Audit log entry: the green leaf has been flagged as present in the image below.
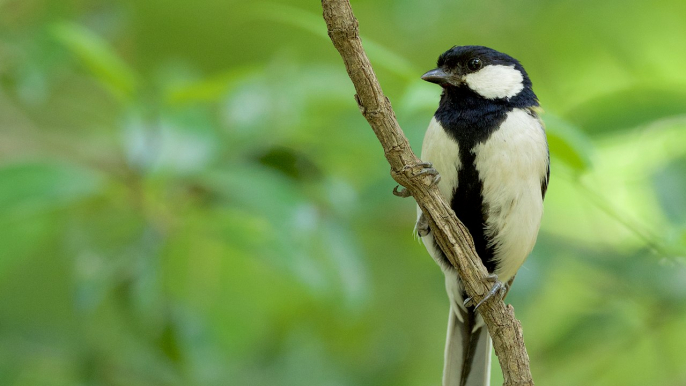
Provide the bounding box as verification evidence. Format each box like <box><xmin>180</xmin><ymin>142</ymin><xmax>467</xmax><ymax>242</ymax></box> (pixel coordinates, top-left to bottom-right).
<box><xmin>398</xmin><ymin>80</ymin><xmax>440</xmax><ymax>116</ymax></box>
<box><xmin>164</xmin><ymin>66</ymin><xmax>256</xmax><ymax>105</ymax></box>
<box><xmin>251</xmin><ymin>3</ymin><xmax>418</xmax><ymax>80</ymax></box>
<box><xmin>653</xmin><ymin>157</ymin><xmax>686</xmax><ymax>225</ymax></box>
<box><xmin>0</xmin><ymin>161</ymin><xmax>103</xmax><ymax>218</ymax></box>
<box><xmin>320</xmin><ymin>219</ymin><xmax>367</xmax><ymax>307</ymax></box>
<box><xmin>566</xmin><ymin>87</ymin><xmax>686</xmax><ymax>135</ymax></box>
<box><xmin>0</xmin><ymin>162</ymin><xmax>102</xmax><ymax>275</ymax></box>
<box><xmin>51</xmin><ymin>22</ymin><xmax>138</xmax><ymax>101</ymax></box>
<box><xmin>544</xmin><ymin>114</ymin><xmax>593</xmax><ymax>173</ymax></box>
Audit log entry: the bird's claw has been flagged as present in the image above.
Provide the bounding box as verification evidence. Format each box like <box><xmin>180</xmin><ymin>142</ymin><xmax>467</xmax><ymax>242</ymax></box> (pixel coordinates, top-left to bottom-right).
<box><xmin>416</xmin><ymin>162</ymin><xmax>442</xmax><ymax>186</ymax></box>
<box><xmin>463</xmin><ymin>274</ymin><xmax>508</xmax><ymax>311</ymax></box>
<box><xmin>393</xmin><ymin>185</ymin><xmax>412</xmax><ymax>197</ymax></box>
<box><xmin>392</xmin><ymin>161</ymin><xmax>441</xmax><ymax>198</ymax></box>
<box><xmin>416</xmin><ymin>213</ymin><xmax>430</xmax><ymax>237</ymax></box>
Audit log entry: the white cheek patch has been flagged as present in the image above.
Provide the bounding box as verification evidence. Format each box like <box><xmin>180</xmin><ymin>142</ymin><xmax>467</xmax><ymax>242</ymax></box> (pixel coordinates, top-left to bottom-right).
<box><xmin>464</xmin><ymin>64</ymin><xmax>524</xmax><ymax>99</ymax></box>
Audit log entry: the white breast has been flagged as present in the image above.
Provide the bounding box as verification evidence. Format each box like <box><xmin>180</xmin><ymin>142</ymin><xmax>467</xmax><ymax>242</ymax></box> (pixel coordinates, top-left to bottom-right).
<box><xmin>416</xmin><ymin>111</ymin><xmax>548</xmax><ymax>282</ymax></box>
<box><xmin>416</xmin><ymin>118</ymin><xmax>461</xmax><ymax>272</ymax></box>
<box><xmin>420</xmin><ymin>117</ymin><xmax>461</xmax><ymax>201</ymax></box>
<box><xmin>473</xmin><ymin>108</ymin><xmax>548</xmax><ymax>281</ymax></box>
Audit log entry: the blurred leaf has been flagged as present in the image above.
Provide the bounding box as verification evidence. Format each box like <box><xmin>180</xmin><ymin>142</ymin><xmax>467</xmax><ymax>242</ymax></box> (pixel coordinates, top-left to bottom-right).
<box><xmin>203</xmin><ymin>164</ymin><xmax>304</xmax><ymax>221</ymax></box>
<box><xmin>543</xmin><ymin>114</ymin><xmax>593</xmax><ymax>172</ymax></box>
<box><xmin>201</xmin><ymin>165</ymin><xmax>309</xmax><ymax>268</ymax></box>
<box><xmin>653</xmin><ymin>157</ymin><xmax>686</xmax><ymax>225</ymax></box>
<box><xmin>566</xmin><ymin>87</ymin><xmax>686</xmax><ymax>135</ymax></box>
<box><xmin>398</xmin><ymin>80</ymin><xmax>439</xmax><ymax>116</ymax></box>
<box><xmin>363</xmin><ymin>39</ymin><xmax>419</xmax><ymax>81</ymax></box>
<box><xmin>251</xmin><ymin>2</ymin><xmax>419</xmax><ymax>80</ymax></box>
<box><xmin>320</xmin><ymin>219</ymin><xmax>367</xmax><ymax>308</ymax></box>
<box><xmin>0</xmin><ymin>213</ymin><xmax>58</xmax><ymax>277</ymax></box>
<box><xmin>257</xmin><ymin>146</ymin><xmax>322</xmax><ymax>181</ymax></box>
<box><xmin>51</xmin><ymin>22</ymin><xmax>138</xmax><ymax>101</ymax></box>
<box><xmin>122</xmin><ymin>109</ymin><xmax>218</xmax><ymax>175</ymax></box>
<box><xmin>0</xmin><ymin>161</ymin><xmax>102</xmax><ymax>219</ymax></box>
<box><xmin>0</xmin><ymin>161</ymin><xmax>102</xmax><ymax>274</ymax></box>
<box><xmin>165</xmin><ymin>66</ymin><xmax>256</xmax><ymax>105</ymax></box>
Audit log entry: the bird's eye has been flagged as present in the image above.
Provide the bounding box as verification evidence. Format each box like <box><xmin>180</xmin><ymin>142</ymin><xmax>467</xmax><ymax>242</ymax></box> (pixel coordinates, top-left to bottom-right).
<box><xmin>467</xmin><ymin>58</ymin><xmax>482</xmax><ymax>71</ymax></box>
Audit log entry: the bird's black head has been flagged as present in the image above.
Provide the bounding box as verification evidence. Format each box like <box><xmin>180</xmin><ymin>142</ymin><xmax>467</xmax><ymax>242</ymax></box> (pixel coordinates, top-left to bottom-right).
<box><xmin>423</xmin><ymin>45</ymin><xmax>536</xmax><ymax>104</ymax></box>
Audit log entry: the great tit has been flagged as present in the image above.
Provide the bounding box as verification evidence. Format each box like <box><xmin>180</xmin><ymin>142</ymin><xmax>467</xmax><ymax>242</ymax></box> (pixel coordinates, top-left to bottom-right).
<box><xmin>415</xmin><ymin>45</ymin><xmax>549</xmax><ymax>386</ymax></box>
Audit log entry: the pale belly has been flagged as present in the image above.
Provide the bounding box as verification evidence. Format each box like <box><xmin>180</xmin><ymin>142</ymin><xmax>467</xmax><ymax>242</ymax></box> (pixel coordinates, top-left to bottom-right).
<box><xmin>418</xmin><ymin>108</ymin><xmax>548</xmax><ymax>283</ymax></box>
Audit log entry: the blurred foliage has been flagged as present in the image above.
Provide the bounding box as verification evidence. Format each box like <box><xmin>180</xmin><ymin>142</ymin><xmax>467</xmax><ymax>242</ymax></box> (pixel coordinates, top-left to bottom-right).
<box><xmin>0</xmin><ymin>0</ymin><xmax>685</xmax><ymax>385</ymax></box>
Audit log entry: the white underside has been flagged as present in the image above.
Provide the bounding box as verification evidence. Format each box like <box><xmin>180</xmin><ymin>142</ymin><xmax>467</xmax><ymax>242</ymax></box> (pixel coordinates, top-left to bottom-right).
<box><xmin>418</xmin><ymin>108</ymin><xmax>547</xmax><ymax>282</ymax></box>
<box><xmin>417</xmin><ymin>109</ymin><xmax>548</xmax><ymax>385</ymax></box>
<box><xmin>472</xmin><ymin>108</ymin><xmax>548</xmax><ymax>281</ymax></box>
<box><xmin>420</xmin><ymin>118</ymin><xmax>462</xmax><ymax>203</ymax></box>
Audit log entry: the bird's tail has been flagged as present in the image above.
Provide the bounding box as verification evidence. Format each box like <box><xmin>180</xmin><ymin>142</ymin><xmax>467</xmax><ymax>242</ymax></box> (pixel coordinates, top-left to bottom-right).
<box><xmin>443</xmin><ymin>303</ymin><xmax>492</xmax><ymax>386</ymax></box>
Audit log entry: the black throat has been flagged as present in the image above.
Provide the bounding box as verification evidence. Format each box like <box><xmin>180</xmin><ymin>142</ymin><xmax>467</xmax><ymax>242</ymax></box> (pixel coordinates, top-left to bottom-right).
<box><xmin>433</xmin><ymin>86</ymin><xmax>537</xmax><ymax>273</ymax></box>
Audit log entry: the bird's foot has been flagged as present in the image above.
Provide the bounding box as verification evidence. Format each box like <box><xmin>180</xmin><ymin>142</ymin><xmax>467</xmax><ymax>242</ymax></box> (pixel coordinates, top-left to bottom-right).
<box><xmin>392</xmin><ymin>162</ymin><xmax>441</xmax><ymax>198</ymax></box>
<box><xmin>392</xmin><ymin>185</ymin><xmax>412</xmax><ymax>198</ymax></box>
<box><xmin>463</xmin><ymin>274</ymin><xmax>508</xmax><ymax>311</ymax></box>
<box><xmin>415</xmin><ymin>213</ymin><xmax>430</xmax><ymax>237</ymax></box>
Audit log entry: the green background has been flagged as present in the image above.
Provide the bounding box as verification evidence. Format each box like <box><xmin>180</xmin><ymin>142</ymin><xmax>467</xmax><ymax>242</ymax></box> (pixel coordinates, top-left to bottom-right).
<box><xmin>1</xmin><ymin>0</ymin><xmax>686</xmax><ymax>385</ymax></box>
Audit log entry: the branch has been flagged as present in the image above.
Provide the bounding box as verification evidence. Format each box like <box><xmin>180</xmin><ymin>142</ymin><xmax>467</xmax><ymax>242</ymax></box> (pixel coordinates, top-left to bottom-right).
<box><xmin>321</xmin><ymin>1</ymin><xmax>534</xmax><ymax>385</ymax></box>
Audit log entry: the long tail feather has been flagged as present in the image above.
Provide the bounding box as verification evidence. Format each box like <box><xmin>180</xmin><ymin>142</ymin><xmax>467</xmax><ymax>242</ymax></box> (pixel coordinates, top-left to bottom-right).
<box><xmin>443</xmin><ymin>302</ymin><xmax>492</xmax><ymax>386</ymax></box>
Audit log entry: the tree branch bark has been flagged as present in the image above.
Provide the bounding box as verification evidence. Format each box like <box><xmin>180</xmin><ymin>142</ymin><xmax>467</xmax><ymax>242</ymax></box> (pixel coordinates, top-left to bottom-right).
<box><xmin>321</xmin><ymin>1</ymin><xmax>534</xmax><ymax>385</ymax></box>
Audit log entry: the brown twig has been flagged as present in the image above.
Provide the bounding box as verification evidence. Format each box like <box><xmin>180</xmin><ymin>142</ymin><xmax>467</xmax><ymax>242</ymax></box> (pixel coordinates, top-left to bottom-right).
<box><xmin>321</xmin><ymin>1</ymin><xmax>534</xmax><ymax>385</ymax></box>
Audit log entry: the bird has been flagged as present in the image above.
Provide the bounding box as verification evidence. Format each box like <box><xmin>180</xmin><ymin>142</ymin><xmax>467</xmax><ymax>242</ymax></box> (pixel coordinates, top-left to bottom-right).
<box><xmin>410</xmin><ymin>45</ymin><xmax>549</xmax><ymax>386</ymax></box>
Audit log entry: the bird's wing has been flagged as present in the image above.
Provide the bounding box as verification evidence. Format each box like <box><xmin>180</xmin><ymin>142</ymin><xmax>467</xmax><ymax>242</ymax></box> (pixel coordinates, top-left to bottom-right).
<box><xmin>541</xmin><ymin>157</ymin><xmax>550</xmax><ymax>199</ymax></box>
<box><xmin>530</xmin><ymin>107</ymin><xmax>550</xmax><ymax>201</ymax></box>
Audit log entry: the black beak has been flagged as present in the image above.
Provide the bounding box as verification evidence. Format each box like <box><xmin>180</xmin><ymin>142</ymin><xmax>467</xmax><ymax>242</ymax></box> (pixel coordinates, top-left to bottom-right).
<box><xmin>421</xmin><ymin>68</ymin><xmax>451</xmax><ymax>85</ymax></box>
